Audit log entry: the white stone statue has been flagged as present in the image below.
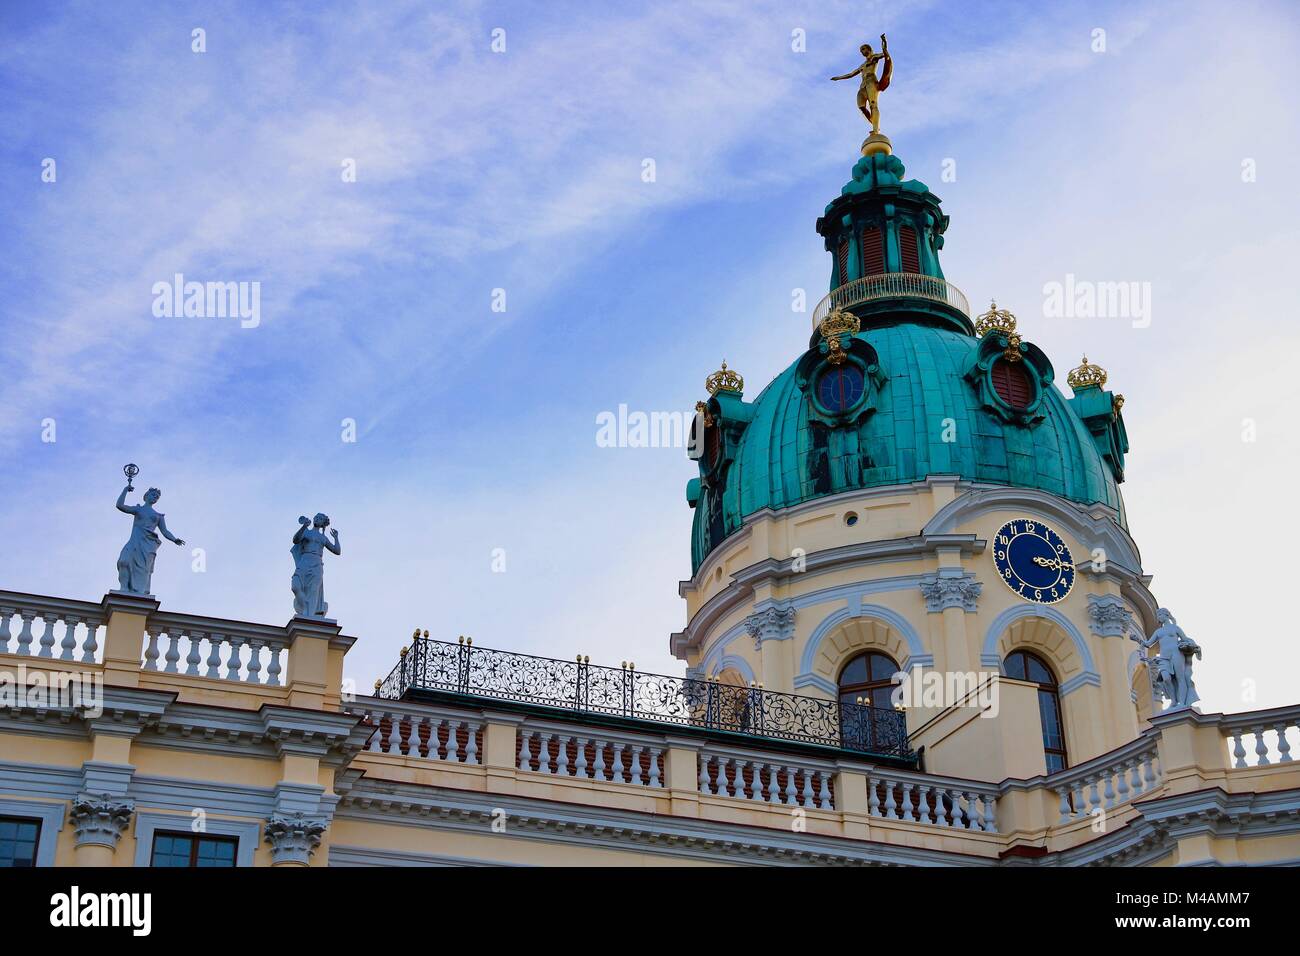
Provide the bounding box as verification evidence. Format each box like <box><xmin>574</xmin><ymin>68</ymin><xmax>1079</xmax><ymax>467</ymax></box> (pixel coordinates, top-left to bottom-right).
<box><xmin>115</xmin><ymin>485</ymin><xmax>185</xmax><ymax>595</ymax></box>
<box><xmin>291</xmin><ymin>514</ymin><xmax>340</xmax><ymax>618</ymax></box>
<box><xmin>1139</xmin><ymin>608</ymin><xmax>1201</xmax><ymax>710</ymax></box>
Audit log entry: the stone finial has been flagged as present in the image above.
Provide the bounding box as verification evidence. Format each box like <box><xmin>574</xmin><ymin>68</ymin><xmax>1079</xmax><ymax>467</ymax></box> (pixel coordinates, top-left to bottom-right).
<box><xmin>69</xmin><ymin>793</ymin><xmax>134</xmax><ymax>849</ymax></box>
<box><xmin>264</xmin><ymin>813</ymin><xmax>329</xmax><ymax>865</ymax></box>
<box><xmin>744</xmin><ymin>604</ymin><xmax>796</xmax><ymax>650</ymax></box>
<box><xmin>918</xmin><ymin>573</ymin><xmax>982</xmax><ymax>613</ymax></box>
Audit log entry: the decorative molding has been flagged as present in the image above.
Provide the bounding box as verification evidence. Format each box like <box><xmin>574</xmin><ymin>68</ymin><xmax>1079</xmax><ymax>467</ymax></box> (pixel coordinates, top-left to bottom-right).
<box><xmin>797</xmin><ymin>601</ymin><xmax>930</xmax><ymax>685</ymax></box>
<box><xmin>1087</xmin><ymin>594</ymin><xmax>1134</xmax><ymax>638</ymax></box>
<box><xmin>68</xmin><ymin>792</ymin><xmax>134</xmax><ymax>849</ymax></box>
<box><xmin>918</xmin><ymin>573</ymin><xmax>982</xmax><ymax>613</ymax></box>
<box><xmin>980</xmin><ymin>603</ymin><xmax>1099</xmax><ymax>695</ymax></box>
<box><xmin>264</xmin><ymin>812</ymin><xmax>328</xmax><ymax>865</ymax></box>
<box><xmin>744</xmin><ymin>604</ymin><xmax>795</xmax><ymax>651</ymax></box>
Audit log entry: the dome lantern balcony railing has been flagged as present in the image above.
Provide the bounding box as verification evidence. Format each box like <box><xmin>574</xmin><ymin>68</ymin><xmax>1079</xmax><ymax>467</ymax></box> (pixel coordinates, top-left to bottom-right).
<box><xmin>811</xmin><ymin>272</ymin><xmax>971</xmax><ymax>331</ymax></box>
<box><xmin>378</xmin><ymin>635</ymin><xmax>916</xmax><ymax>764</ymax></box>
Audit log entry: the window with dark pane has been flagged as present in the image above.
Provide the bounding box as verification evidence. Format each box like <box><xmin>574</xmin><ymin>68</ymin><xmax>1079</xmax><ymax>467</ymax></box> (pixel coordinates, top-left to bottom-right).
<box><xmin>1004</xmin><ymin>650</ymin><xmax>1068</xmax><ymax>772</ymax></box>
<box><xmin>898</xmin><ymin>224</ymin><xmax>920</xmax><ymax>273</ymax></box>
<box><xmin>860</xmin><ymin>226</ymin><xmax>885</xmax><ymax>276</ymax></box>
<box><xmin>0</xmin><ymin>817</ymin><xmax>40</xmax><ymax>868</ymax></box>
<box><xmin>837</xmin><ymin>240</ymin><xmax>850</xmax><ymax>285</ymax></box>
<box><xmin>837</xmin><ymin>651</ymin><xmax>901</xmax><ymax>754</ymax></box>
<box><xmin>705</xmin><ymin>424</ymin><xmax>721</xmax><ymax>468</ymax></box>
<box><xmin>151</xmin><ymin>832</ymin><xmax>238</xmax><ymax>868</ymax></box>
<box><xmin>816</xmin><ymin>365</ymin><xmax>865</xmax><ymax>413</ymax></box>
<box><xmin>990</xmin><ymin>358</ymin><xmax>1033</xmax><ymax>409</ymax></box>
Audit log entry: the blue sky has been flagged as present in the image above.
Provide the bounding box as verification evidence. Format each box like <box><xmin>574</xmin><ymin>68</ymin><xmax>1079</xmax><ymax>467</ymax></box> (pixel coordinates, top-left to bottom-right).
<box><xmin>1</xmin><ymin>0</ymin><xmax>1298</xmax><ymax>711</ymax></box>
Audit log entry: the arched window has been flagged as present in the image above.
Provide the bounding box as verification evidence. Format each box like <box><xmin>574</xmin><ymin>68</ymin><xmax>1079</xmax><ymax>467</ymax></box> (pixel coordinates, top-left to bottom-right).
<box><xmin>838</xmin><ymin>651</ymin><xmax>901</xmax><ymax>754</ymax></box>
<box><xmin>838</xmin><ymin>651</ymin><xmax>900</xmax><ymax>710</ymax></box>
<box><xmin>860</xmin><ymin>226</ymin><xmax>885</xmax><ymax>276</ymax></box>
<box><xmin>1004</xmin><ymin>650</ymin><xmax>1068</xmax><ymax>772</ymax></box>
<box><xmin>898</xmin><ymin>224</ymin><xmax>920</xmax><ymax>273</ymax></box>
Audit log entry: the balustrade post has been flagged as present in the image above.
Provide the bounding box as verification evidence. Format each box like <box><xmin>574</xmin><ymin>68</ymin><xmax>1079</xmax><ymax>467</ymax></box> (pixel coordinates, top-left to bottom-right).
<box><xmin>285</xmin><ymin>616</ymin><xmax>350</xmax><ymax>711</ymax></box>
<box><xmin>100</xmin><ymin>592</ymin><xmax>158</xmax><ymax>688</ymax></box>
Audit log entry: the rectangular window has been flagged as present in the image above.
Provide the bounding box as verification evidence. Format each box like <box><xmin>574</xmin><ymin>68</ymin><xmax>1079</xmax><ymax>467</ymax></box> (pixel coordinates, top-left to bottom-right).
<box><xmin>0</xmin><ymin>817</ymin><xmax>41</xmax><ymax>868</ymax></box>
<box><xmin>860</xmin><ymin>227</ymin><xmax>884</xmax><ymax>276</ymax></box>
<box><xmin>151</xmin><ymin>832</ymin><xmax>238</xmax><ymax>868</ymax></box>
<box><xmin>898</xmin><ymin>225</ymin><xmax>920</xmax><ymax>273</ymax></box>
<box><xmin>836</xmin><ymin>240</ymin><xmax>850</xmax><ymax>285</ymax></box>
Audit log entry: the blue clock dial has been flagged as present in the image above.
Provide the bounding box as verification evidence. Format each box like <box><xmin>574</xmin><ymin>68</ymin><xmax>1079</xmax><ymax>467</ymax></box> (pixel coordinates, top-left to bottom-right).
<box><xmin>992</xmin><ymin>518</ymin><xmax>1075</xmax><ymax>604</ymax></box>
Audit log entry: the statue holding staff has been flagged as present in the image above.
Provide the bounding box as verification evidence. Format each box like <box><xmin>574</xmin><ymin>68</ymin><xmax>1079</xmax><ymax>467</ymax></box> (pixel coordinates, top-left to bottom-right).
<box><xmin>115</xmin><ymin>478</ymin><xmax>185</xmax><ymax>595</ymax></box>
<box><xmin>291</xmin><ymin>513</ymin><xmax>341</xmax><ymax>618</ymax></box>
<box><xmin>830</xmin><ymin>33</ymin><xmax>893</xmax><ymax>134</ymax></box>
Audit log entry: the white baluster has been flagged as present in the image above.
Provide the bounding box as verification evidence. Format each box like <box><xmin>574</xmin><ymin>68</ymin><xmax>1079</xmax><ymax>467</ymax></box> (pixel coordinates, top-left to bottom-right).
<box><xmin>81</xmin><ymin>622</ymin><xmax>99</xmax><ymax>664</ymax></box>
<box><xmin>801</xmin><ymin>768</ymin><xmax>815</xmax><ymax>807</ymax></box>
<box><xmin>15</xmin><ymin>612</ymin><xmax>35</xmax><ymax>656</ymax></box>
<box><xmin>765</xmin><ymin>765</ymin><xmax>778</xmax><ymax>803</ymax></box>
<box><xmin>224</xmin><ymin>637</ymin><xmax>243</xmax><ymax>680</ymax></box>
<box><xmin>535</xmin><ymin>734</ymin><xmax>551</xmax><ymax>773</ymax></box>
<box><xmin>612</xmin><ymin>742</ymin><xmax>626</xmax><ymax>783</ymax></box>
<box><xmin>983</xmin><ymin>795</ymin><xmax>997</xmax><ymax>833</ymax></box>
<box><xmin>783</xmin><ymin>765</ymin><xmax>797</xmax><ymax>805</ymax></box>
<box><xmin>59</xmin><ymin>617</ymin><xmax>79</xmax><ymax>661</ymax></box>
<box><xmin>698</xmin><ymin>755</ymin><xmax>711</xmax><ymax>794</ymax></box>
<box><xmin>1087</xmin><ymin>774</ymin><xmax>1101</xmax><ymax>814</ymax></box>
<box><xmin>867</xmin><ymin>777</ymin><xmax>880</xmax><ymax>817</ymax></box>
<box><xmin>245</xmin><ymin>640</ymin><xmax>264</xmax><ymax>684</ymax></box>
<box><xmin>518</xmin><ymin>730</ymin><xmax>532</xmax><ymax>770</ymax></box>
<box><xmin>1129</xmin><ymin>757</ymin><xmax>1144</xmax><ymax>796</ymax></box>
<box><xmin>163</xmin><ymin>630</ymin><xmax>181</xmax><ymax>672</ymax></box>
<box><xmin>184</xmin><ymin>631</ymin><xmax>203</xmax><ymax>676</ymax></box>
<box><xmin>884</xmin><ymin>780</ymin><xmax>897</xmax><ymax>819</ymax></box>
<box><xmin>1102</xmin><ymin>770</ymin><xmax>1116</xmax><ymax>808</ymax></box>
<box><xmin>37</xmin><ymin>614</ymin><xmax>57</xmax><ymax>658</ymax></box>
<box><xmin>466</xmin><ymin>723</ymin><xmax>479</xmax><ymax>764</ymax></box>
<box><xmin>574</xmin><ymin>736</ymin><xmax>589</xmax><ymax>778</ymax></box>
<box><xmin>648</xmin><ymin>749</ymin><xmax>662</xmax><ymax>788</ymax></box>
<box><xmin>627</xmin><ymin>745</ymin><xmax>641</xmax><ymax>785</ymax></box>
<box><xmin>918</xmin><ymin>784</ymin><xmax>934</xmax><ymax>824</ymax></box>
<box><xmin>943</xmin><ymin>788</ymin><xmax>957</xmax><ymax>827</ymax></box>
<box><xmin>900</xmin><ymin>782</ymin><xmax>914</xmax><ymax>821</ymax></box>
<box><xmin>557</xmin><ymin>735</ymin><xmax>572</xmax><ymax>776</ymax></box>
<box><xmin>1115</xmin><ymin>760</ymin><xmax>1131</xmax><ymax>805</ymax></box>
<box><xmin>594</xmin><ymin>738</ymin><xmax>607</xmax><ymax>780</ymax></box>
<box><xmin>205</xmin><ymin>634</ymin><xmax>223</xmax><ymax>679</ymax></box>
<box><xmin>966</xmin><ymin>792</ymin><xmax>982</xmax><ymax>831</ymax></box>
<box><xmin>266</xmin><ymin>646</ymin><xmax>283</xmax><ymax>687</ymax></box>
<box><xmin>1253</xmin><ymin>726</ymin><xmax>1270</xmax><ymax>766</ymax></box>
<box><xmin>1230</xmin><ymin>731</ymin><xmax>1248</xmax><ymax>768</ymax></box>
<box><xmin>1057</xmin><ymin>787</ymin><xmax>1071</xmax><ymax>824</ymax></box>
<box><xmin>818</xmin><ymin>772</ymin><xmax>833</xmax><ymax>810</ymax></box>
<box><xmin>1277</xmin><ymin>723</ymin><xmax>1293</xmax><ymax>763</ymax></box>
<box><xmin>0</xmin><ymin>607</ymin><xmax>13</xmax><ymax>653</ymax></box>
<box><xmin>142</xmin><ymin>629</ymin><xmax>160</xmax><ymax>670</ymax></box>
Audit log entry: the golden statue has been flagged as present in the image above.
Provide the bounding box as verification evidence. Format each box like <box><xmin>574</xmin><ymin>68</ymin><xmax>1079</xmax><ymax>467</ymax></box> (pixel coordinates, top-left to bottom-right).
<box><xmin>831</xmin><ymin>33</ymin><xmax>893</xmax><ymax>149</ymax></box>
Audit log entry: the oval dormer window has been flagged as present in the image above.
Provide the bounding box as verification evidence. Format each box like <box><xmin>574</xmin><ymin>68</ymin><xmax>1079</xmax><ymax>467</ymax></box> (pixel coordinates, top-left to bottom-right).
<box><xmin>990</xmin><ymin>358</ymin><xmax>1033</xmax><ymax>409</ymax></box>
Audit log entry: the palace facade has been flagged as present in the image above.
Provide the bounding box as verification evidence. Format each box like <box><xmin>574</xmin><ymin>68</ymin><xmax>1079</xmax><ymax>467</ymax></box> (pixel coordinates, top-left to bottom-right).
<box><xmin>2</xmin><ymin>137</ymin><xmax>1298</xmax><ymax>868</ymax></box>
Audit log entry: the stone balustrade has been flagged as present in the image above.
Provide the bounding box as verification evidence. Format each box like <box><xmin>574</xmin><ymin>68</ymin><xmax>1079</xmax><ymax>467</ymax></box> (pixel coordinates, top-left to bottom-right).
<box><xmin>0</xmin><ymin>593</ymin><xmax>106</xmax><ymax>663</ymax></box>
<box><xmin>869</xmin><ymin>768</ymin><xmax>998</xmax><ymax>831</ymax></box>
<box><xmin>350</xmin><ymin>700</ymin><xmax>482</xmax><ymax>764</ymax></box>
<box><xmin>143</xmin><ymin>612</ymin><xmax>290</xmax><ymax>687</ymax></box>
<box><xmin>1047</xmin><ymin>733</ymin><xmax>1161</xmax><ymax>824</ymax></box>
<box><xmin>697</xmin><ymin>749</ymin><xmax>835</xmax><ymax>810</ymax></box>
<box><xmin>517</xmin><ymin>723</ymin><xmax>666</xmax><ymax>787</ymax></box>
<box><xmin>1220</xmin><ymin>705</ymin><xmax>1299</xmax><ymax>768</ymax></box>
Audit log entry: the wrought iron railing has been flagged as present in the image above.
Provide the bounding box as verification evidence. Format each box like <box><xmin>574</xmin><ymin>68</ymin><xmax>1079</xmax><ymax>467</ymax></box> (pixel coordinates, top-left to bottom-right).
<box><xmin>810</xmin><ymin>272</ymin><xmax>971</xmax><ymax>329</ymax></box>
<box><xmin>377</xmin><ymin>637</ymin><xmax>914</xmax><ymax>762</ymax></box>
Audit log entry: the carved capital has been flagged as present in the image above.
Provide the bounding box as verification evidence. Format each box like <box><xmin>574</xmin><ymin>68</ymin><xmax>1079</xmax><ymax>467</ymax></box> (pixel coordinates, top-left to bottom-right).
<box><xmin>1087</xmin><ymin>594</ymin><xmax>1133</xmax><ymax>638</ymax></box>
<box><xmin>743</xmin><ymin>605</ymin><xmax>796</xmax><ymax>651</ymax></box>
<box><xmin>69</xmin><ymin>793</ymin><xmax>134</xmax><ymax>849</ymax></box>
<box><xmin>264</xmin><ymin>813</ymin><xmax>328</xmax><ymax>865</ymax></box>
<box><xmin>918</xmin><ymin>574</ymin><xmax>981</xmax><ymax>613</ymax></box>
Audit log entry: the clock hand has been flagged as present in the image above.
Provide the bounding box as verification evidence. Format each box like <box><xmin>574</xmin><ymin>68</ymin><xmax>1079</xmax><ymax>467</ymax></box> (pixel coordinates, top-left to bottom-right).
<box><xmin>1032</xmin><ymin>555</ymin><xmax>1068</xmax><ymax>572</ymax></box>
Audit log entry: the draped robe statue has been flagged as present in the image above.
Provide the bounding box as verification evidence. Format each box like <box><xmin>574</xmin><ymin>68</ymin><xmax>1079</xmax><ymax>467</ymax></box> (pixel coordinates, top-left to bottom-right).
<box><xmin>291</xmin><ymin>513</ymin><xmax>341</xmax><ymax>617</ymax></box>
<box><xmin>115</xmin><ymin>486</ymin><xmax>185</xmax><ymax>595</ymax></box>
<box><xmin>1140</xmin><ymin>608</ymin><xmax>1201</xmax><ymax>710</ymax></box>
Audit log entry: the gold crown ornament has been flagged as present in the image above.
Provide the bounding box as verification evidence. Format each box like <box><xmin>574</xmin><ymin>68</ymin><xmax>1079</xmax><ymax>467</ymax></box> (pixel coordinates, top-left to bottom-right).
<box><xmin>974</xmin><ymin>300</ymin><xmax>1018</xmax><ymax>338</ymax></box>
<box><xmin>705</xmin><ymin>360</ymin><xmax>744</xmax><ymax>396</ymax></box>
<box><xmin>693</xmin><ymin>400</ymin><xmax>714</xmax><ymax>427</ymax></box>
<box><xmin>818</xmin><ymin>310</ymin><xmax>861</xmax><ymax>365</ymax></box>
<box><xmin>1067</xmin><ymin>355</ymin><xmax>1108</xmax><ymax>390</ymax></box>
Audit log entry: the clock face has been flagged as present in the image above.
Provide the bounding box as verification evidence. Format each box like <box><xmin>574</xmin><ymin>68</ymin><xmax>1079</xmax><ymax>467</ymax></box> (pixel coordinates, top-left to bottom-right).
<box><xmin>992</xmin><ymin>518</ymin><xmax>1075</xmax><ymax>604</ymax></box>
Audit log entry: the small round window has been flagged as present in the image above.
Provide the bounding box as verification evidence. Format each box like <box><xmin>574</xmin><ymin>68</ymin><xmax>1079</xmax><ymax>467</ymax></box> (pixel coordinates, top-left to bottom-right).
<box><xmin>817</xmin><ymin>365</ymin><xmax>865</xmax><ymax>413</ymax></box>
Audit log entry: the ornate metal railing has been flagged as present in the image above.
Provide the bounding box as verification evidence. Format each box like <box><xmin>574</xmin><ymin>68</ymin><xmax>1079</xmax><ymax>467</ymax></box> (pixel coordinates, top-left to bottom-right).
<box><xmin>810</xmin><ymin>272</ymin><xmax>970</xmax><ymax>329</ymax></box>
<box><xmin>378</xmin><ymin>637</ymin><xmax>914</xmax><ymax>762</ymax></box>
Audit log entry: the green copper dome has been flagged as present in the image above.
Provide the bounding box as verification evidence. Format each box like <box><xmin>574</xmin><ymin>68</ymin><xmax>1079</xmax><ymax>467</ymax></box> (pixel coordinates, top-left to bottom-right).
<box><xmin>686</xmin><ymin>152</ymin><xmax>1129</xmax><ymax>572</ymax></box>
